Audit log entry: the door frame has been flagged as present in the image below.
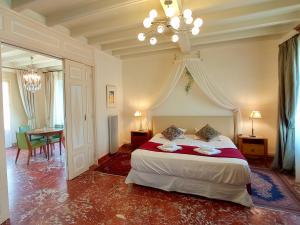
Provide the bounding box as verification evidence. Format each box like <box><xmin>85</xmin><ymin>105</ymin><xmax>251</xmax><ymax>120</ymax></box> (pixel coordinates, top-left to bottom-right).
<box><xmin>0</xmin><ymin>42</ymin><xmax>10</xmax><ymax>224</ymax></box>
<box><xmin>0</xmin><ymin>42</ymin><xmax>96</xmax><ymax>222</ymax></box>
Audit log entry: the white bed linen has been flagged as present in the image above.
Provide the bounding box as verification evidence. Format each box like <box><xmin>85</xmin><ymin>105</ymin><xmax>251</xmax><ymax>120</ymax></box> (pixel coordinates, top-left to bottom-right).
<box><xmin>126</xmin><ymin>169</ymin><xmax>253</xmax><ymax>207</ymax></box>
<box><xmin>129</xmin><ymin>134</ymin><xmax>251</xmax><ymax>186</ymax></box>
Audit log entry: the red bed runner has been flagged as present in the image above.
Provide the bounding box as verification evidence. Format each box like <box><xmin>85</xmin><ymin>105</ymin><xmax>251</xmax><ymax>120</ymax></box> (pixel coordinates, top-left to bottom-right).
<box><xmin>139</xmin><ymin>141</ymin><xmax>246</xmax><ymax>160</ymax></box>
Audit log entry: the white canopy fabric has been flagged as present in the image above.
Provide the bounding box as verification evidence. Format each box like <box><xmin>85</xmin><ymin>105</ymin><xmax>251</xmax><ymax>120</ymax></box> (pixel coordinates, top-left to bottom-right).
<box><xmin>149</xmin><ymin>58</ymin><xmax>241</xmax><ymax>141</ymax></box>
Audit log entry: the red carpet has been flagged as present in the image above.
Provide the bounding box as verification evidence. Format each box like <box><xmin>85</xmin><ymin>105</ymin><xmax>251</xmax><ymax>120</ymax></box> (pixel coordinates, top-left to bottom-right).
<box><xmin>95</xmin><ymin>152</ymin><xmax>131</xmax><ymax>176</ymax></box>
<box><xmin>3</xmin><ymin>147</ymin><xmax>300</xmax><ymax>225</ymax></box>
<box><xmin>95</xmin><ymin>151</ymin><xmax>300</xmax><ymax>215</ymax></box>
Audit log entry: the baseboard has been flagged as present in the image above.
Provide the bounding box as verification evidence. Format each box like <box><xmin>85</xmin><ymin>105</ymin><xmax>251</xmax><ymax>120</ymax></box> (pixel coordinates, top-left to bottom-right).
<box><xmin>97</xmin><ymin>153</ymin><xmax>111</xmax><ymax>165</ymax></box>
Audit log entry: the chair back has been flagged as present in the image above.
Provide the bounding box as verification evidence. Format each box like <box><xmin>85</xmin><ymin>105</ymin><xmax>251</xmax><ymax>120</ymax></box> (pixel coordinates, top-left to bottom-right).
<box><xmin>54</xmin><ymin>124</ymin><xmax>64</xmax><ymax>129</ymax></box>
<box><xmin>19</xmin><ymin>125</ymin><xmax>30</xmax><ymax>133</ymax></box>
<box><xmin>16</xmin><ymin>132</ymin><xmax>29</xmax><ymax>149</ymax></box>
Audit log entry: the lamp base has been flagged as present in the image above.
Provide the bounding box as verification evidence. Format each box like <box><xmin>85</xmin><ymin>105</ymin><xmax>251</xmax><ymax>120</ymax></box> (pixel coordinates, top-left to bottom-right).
<box><xmin>249</xmin><ymin>135</ymin><xmax>256</xmax><ymax>137</ymax></box>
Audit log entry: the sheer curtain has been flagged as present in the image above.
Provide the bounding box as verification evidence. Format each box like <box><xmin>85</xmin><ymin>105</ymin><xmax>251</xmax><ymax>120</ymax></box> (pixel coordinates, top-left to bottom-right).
<box><xmin>149</xmin><ymin>58</ymin><xmax>241</xmax><ymax>141</ymax></box>
<box><xmin>16</xmin><ymin>70</ymin><xmax>37</xmax><ymax>129</ymax></box>
<box><xmin>52</xmin><ymin>72</ymin><xmax>64</xmax><ymax>126</ymax></box>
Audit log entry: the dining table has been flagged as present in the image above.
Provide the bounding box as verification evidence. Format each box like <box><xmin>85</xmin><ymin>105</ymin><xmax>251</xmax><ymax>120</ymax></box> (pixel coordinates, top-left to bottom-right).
<box><xmin>26</xmin><ymin>128</ymin><xmax>64</xmax><ymax>160</ymax></box>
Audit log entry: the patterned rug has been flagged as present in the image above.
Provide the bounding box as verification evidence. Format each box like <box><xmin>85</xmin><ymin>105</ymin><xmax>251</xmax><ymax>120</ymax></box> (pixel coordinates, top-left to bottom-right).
<box><xmin>95</xmin><ymin>152</ymin><xmax>300</xmax><ymax>214</ymax></box>
<box><xmin>95</xmin><ymin>152</ymin><xmax>131</xmax><ymax>176</ymax></box>
<box><xmin>251</xmin><ymin>167</ymin><xmax>300</xmax><ymax>214</ymax></box>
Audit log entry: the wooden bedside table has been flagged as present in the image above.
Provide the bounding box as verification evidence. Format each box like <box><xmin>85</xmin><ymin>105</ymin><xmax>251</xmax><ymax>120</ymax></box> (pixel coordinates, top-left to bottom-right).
<box><xmin>131</xmin><ymin>130</ymin><xmax>153</xmax><ymax>149</ymax></box>
<box><xmin>238</xmin><ymin>136</ymin><xmax>268</xmax><ymax>164</ymax></box>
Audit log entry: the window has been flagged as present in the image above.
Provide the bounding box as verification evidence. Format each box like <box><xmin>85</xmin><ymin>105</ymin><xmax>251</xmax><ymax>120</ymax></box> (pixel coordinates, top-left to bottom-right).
<box><xmin>52</xmin><ymin>74</ymin><xmax>64</xmax><ymax>126</ymax></box>
<box><xmin>2</xmin><ymin>81</ymin><xmax>12</xmax><ymax>147</ymax></box>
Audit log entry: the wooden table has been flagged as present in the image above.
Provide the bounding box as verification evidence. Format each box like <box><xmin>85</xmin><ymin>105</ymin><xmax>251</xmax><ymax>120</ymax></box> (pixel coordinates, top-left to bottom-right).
<box><xmin>27</xmin><ymin>128</ymin><xmax>64</xmax><ymax>160</ymax></box>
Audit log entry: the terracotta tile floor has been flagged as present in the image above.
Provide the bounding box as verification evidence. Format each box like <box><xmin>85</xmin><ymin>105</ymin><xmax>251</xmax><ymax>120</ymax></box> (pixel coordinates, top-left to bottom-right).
<box><xmin>2</xmin><ymin>146</ymin><xmax>300</xmax><ymax>225</ymax></box>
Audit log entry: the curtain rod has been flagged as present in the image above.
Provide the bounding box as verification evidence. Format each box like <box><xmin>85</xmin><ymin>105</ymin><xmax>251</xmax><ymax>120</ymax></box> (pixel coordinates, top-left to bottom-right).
<box><xmin>1</xmin><ymin>66</ymin><xmax>63</xmax><ymax>73</ymax></box>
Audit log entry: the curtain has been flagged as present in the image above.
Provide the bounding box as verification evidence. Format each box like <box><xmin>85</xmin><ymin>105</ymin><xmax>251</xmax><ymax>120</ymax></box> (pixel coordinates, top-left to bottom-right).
<box><xmin>45</xmin><ymin>72</ymin><xmax>55</xmax><ymax>127</ymax></box>
<box><xmin>45</xmin><ymin>71</ymin><xmax>64</xmax><ymax>127</ymax></box>
<box><xmin>16</xmin><ymin>70</ymin><xmax>37</xmax><ymax>129</ymax></box>
<box><xmin>273</xmin><ymin>34</ymin><xmax>299</xmax><ymax>171</ymax></box>
<box><xmin>149</xmin><ymin>58</ymin><xmax>241</xmax><ymax>141</ymax></box>
<box><xmin>52</xmin><ymin>72</ymin><xmax>64</xmax><ymax>126</ymax></box>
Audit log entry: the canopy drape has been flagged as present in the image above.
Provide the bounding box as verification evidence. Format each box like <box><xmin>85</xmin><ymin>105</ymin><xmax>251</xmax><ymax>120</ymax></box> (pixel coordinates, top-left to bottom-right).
<box><xmin>150</xmin><ymin>58</ymin><xmax>241</xmax><ymax>141</ymax></box>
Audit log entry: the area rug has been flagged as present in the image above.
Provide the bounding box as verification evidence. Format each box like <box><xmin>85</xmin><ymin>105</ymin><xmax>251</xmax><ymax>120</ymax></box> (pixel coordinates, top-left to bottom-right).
<box><xmin>95</xmin><ymin>152</ymin><xmax>300</xmax><ymax>215</ymax></box>
<box><xmin>251</xmin><ymin>167</ymin><xmax>300</xmax><ymax>214</ymax></box>
<box><xmin>95</xmin><ymin>152</ymin><xmax>131</xmax><ymax>176</ymax></box>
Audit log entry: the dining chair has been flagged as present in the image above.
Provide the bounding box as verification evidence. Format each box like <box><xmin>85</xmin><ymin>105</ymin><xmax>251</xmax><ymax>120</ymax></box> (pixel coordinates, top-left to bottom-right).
<box><xmin>15</xmin><ymin>132</ymin><xmax>47</xmax><ymax>165</ymax></box>
<box><xmin>49</xmin><ymin>124</ymin><xmax>64</xmax><ymax>156</ymax></box>
<box><xmin>19</xmin><ymin>125</ymin><xmax>44</xmax><ymax>142</ymax></box>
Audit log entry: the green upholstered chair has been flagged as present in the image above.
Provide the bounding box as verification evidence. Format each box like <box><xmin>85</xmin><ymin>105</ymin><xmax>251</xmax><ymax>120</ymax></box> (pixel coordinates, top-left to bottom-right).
<box><xmin>15</xmin><ymin>132</ymin><xmax>47</xmax><ymax>165</ymax></box>
<box><xmin>19</xmin><ymin>125</ymin><xmax>44</xmax><ymax>141</ymax></box>
<box><xmin>48</xmin><ymin>124</ymin><xmax>64</xmax><ymax>156</ymax></box>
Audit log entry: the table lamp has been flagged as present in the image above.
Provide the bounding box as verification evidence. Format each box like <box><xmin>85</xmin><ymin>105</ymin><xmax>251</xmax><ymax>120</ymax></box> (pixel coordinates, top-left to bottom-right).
<box><xmin>249</xmin><ymin>110</ymin><xmax>262</xmax><ymax>137</ymax></box>
<box><xmin>134</xmin><ymin>111</ymin><xmax>143</xmax><ymax>131</ymax></box>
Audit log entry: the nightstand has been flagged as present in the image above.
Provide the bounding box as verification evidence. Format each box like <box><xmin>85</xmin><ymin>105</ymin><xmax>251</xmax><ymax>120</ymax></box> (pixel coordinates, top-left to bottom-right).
<box><xmin>238</xmin><ymin>136</ymin><xmax>268</xmax><ymax>164</ymax></box>
<box><xmin>131</xmin><ymin>130</ymin><xmax>153</xmax><ymax>149</ymax></box>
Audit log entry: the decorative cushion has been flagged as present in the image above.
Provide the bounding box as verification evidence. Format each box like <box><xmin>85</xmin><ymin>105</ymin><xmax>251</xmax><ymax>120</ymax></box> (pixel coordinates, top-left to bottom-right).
<box><xmin>195</xmin><ymin>124</ymin><xmax>220</xmax><ymax>141</ymax></box>
<box><xmin>161</xmin><ymin>125</ymin><xmax>184</xmax><ymax>141</ymax></box>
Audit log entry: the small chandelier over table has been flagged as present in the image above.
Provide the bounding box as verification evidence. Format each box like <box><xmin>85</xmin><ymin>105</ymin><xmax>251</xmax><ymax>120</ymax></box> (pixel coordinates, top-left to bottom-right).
<box><xmin>137</xmin><ymin>0</ymin><xmax>203</xmax><ymax>45</ymax></box>
<box><xmin>23</xmin><ymin>56</ymin><xmax>41</xmax><ymax>93</ymax></box>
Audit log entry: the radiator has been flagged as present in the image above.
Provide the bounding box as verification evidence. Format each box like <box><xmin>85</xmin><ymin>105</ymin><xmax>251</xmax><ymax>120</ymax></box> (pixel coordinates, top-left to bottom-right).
<box><xmin>108</xmin><ymin>115</ymin><xmax>119</xmax><ymax>154</ymax></box>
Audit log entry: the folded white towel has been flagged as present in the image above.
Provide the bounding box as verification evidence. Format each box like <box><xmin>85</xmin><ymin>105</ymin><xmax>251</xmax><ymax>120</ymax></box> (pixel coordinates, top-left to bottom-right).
<box><xmin>193</xmin><ymin>147</ymin><xmax>221</xmax><ymax>155</ymax></box>
<box><xmin>158</xmin><ymin>142</ymin><xmax>182</xmax><ymax>152</ymax></box>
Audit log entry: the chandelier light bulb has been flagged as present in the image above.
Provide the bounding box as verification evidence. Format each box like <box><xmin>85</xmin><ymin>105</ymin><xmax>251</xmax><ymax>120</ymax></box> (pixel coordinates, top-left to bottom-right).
<box><xmin>191</xmin><ymin>26</ymin><xmax>200</xmax><ymax>35</ymax></box>
<box><xmin>149</xmin><ymin>37</ymin><xmax>157</xmax><ymax>45</ymax></box>
<box><xmin>166</xmin><ymin>7</ymin><xmax>175</xmax><ymax>17</ymax></box>
<box><xmin>183</xmin><ymin>9</ymin><xmax>192</xmax><ymax>19</ymax></box>
<box><xmin>170</xmin><ymin>16</ymin><xmax>180</xmax><ymax>30</ymax></box>
<box><xmin>157</xmin><ymin>25</ymin><xmax>165</xmax><ymax>34</ymax></box>
<box><xmin>172</xmin><ymin>34</ymin><xmax>179</xmax><ymax>43</ymax></box>
<box><xmin>185</xmin><ymin>17</ymin><xmax>193</xmax><ymax>25</ymax></box>
<box><xmin>194</xmin><ymin>18</ymin><xmax>203</xmax><ymax>28</ymax></box>
<box><xmin>137</xmin><ymin>33</ymin><xmax>146</xmax><ymax>41</ymax></box>
<box><xmin>143</xmin><ymin>17</ymin><xmax>152</xmax><ymax>28</ymax></box>
<box><xmin>149</xmin><ymin>9</ymin><xmax>158</xmax><ymax>19</ymax></box>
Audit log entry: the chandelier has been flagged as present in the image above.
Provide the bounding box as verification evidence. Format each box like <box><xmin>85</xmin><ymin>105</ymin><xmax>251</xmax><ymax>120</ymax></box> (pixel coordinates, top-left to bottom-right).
<box><xmin>137</xmin><ymin>0</ymin><xmax>203</xmax><ymax>45</ymax></box>
<box><xmin>23</xmin><ymin>56</ymin><xmax>41</xmax><ymax>93</ymax></box>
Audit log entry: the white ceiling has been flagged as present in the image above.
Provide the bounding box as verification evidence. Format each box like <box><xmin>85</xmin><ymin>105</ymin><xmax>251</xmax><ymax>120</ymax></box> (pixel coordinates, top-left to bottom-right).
<box><xmin>8</xmin><ymin>0</ymin><xmax>300</xmax><ymax>58</ymax></box>
<box><xmin>1</xmin><ymin>44</ymin><xmax>63</xmax><ymax>72</ymax></box>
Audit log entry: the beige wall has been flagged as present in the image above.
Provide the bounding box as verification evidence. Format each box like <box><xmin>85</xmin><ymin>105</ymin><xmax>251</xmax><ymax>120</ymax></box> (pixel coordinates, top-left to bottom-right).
<box><xmin>122</xmin><ymin>37</ymin><xmax>279</xmax><ymax>155</ymax></box>
<box><xmin>94</xmin><ymin>50</ymin><xmax>123</xmax><ymax>159</ymax></box>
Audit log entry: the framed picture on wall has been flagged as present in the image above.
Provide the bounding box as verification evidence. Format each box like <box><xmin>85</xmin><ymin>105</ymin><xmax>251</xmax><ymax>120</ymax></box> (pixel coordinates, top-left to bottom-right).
<box><xmin>106</xmin><ymin>85</ymin><xmax>117</xmax><ymax>108</ymax></box>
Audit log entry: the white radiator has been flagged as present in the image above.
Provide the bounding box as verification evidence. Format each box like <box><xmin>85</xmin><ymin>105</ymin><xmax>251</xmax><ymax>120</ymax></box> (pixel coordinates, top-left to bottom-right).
<box><xmin>108</xmin><ymin>115</ymin><xmax>119</xmax><ymax>154</ymax></box>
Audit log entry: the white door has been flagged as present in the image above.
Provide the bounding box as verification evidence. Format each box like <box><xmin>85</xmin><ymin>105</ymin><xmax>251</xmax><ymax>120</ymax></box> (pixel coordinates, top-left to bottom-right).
<box><xmin>0</xmin><ymin>44</ymin><xmax>10</xmax><ymax>223</ymax></box>
<box><xmin>64</xmin><ymin>59</ymin><xmax>94</xmax><ymax>180</ymax></box>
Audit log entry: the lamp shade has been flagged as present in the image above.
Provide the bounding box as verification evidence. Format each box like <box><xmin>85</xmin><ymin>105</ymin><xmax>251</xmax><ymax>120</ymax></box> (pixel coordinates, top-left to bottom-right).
<box><xmin>249</xmin><ymin>111</ymin><xmax>262</xmax><ymax>119</ymax></box>
<box><xmin>134</xmin><ymin>111</ymin><xmax>142</xmax><ymax>117</ymax></box>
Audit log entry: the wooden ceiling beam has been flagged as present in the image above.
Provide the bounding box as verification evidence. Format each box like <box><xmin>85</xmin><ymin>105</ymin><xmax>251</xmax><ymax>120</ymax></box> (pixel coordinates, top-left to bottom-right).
<box><xmin>11</xmin><ymin>0</ymin><xmax>44</xmax><ymax>11</ymax></box>
<box><xmin>46</xmin><ymin>0</ymin><xmax>148</xmax><ymax>26</ymax></box>
<box><xmin>100</xmin><ymin>12</ymin><xmax>300</xmax><ymax>52</ymax></box>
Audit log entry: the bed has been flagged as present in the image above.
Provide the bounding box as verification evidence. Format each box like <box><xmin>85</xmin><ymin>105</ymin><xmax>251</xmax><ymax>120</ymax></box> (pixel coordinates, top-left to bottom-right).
<box><xmin>125</xmin><ymin>116</ymin><xmax>253</xmax><ymax>207</ymax></box>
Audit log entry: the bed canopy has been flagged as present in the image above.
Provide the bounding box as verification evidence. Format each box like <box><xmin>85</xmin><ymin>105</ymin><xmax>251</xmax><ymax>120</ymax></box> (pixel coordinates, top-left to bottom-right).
<box><xmin>149</xmin><ymin>57</ymin><xmax>242</xmax><ymax>141</ymax></box>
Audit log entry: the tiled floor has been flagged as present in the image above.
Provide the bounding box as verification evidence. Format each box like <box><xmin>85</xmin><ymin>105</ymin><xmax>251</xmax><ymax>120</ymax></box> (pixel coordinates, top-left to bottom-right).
<box><xmin>2</xmin><ymin>146</ymin><xmax>300</xmax><ymax>225</ymax></box>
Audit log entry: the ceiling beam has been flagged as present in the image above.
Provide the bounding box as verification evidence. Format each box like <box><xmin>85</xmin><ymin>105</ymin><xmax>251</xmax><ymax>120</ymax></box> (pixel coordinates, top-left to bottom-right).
<box><xmin>112</xmin><ymin>42</ymin><xmax>177</xmax><ymax>57</ymax></box>
<box><xmin>159</xmin><ymin>0</ymin><xmax>191</xmax><ymax>53</ymax></box>
<box><xmin>100</xmin><ymin>12</ymin><xmax>300</xmax><ymax>52</ymax></box>
<box><xmin>46</xmin><ymin>0</ymin><xmax>148</xmax><ymax>26</ymax></box>
<box><xmin>11</xmin><ymin>0</ymin><xmax>44</xmax><ymax>11</ymax></box>
<box><xmin>112</xmin><ymin>24</ymin><xmax>292</xmax><ymax>58</ymax></box>
<box><xmin>191</xmin><ymin>24</ymin><xmax>293</xmax><ymax>48</ymax></box>
<box><xmin>82</xmin><ymin>0</ymin><xmax>300</xmax><ymax>44</ymax></box>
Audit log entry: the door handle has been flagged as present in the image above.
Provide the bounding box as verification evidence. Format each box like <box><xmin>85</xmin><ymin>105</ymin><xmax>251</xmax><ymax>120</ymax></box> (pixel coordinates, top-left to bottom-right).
<box><xmin>84</xmin><ymin>114</ymin><xmax>87</xmax><ymax>121</ymax></box>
